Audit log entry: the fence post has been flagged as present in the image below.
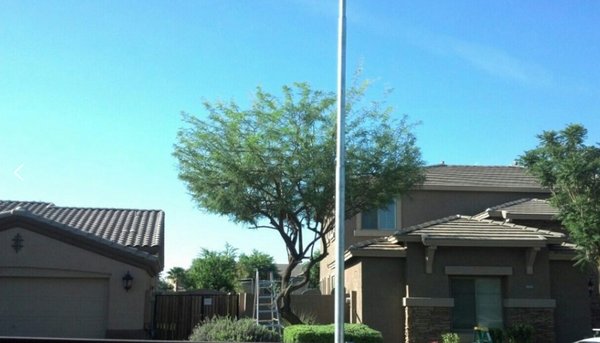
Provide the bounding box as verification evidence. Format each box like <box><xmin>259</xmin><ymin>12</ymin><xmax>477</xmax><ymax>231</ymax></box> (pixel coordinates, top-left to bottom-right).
<box><xmin>236</xmin><ymin>294</ymin><xmax>240</xmax><ymax>319</ymax></box>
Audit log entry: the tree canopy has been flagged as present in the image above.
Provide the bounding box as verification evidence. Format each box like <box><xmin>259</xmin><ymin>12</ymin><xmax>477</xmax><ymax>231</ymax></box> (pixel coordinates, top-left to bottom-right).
<box><xmin>187</xmin><ymin>244</ymin><xmax>238</xmax><ymax>292</ymax></box>
<box><xmin>166</xmin><ymin>266</ymin><xmax>190</xmax><ymax>291</ymax></box>
<box><xmin>519</xmin><ymin>124</ymin><xmax>600</xmax><ymax>265</ymax></box>
<box><xmin>238</xmin><ymin>249</ymin><xmax>279</xmax><ymax>280</ymax></box>
<box><xmin>173</xmin><ymin>81</ymin><xmax>424</xmax><ymax>323</ymax></box>
<box><xmin>168</xmin><ymin>246</ymin><xmax>278</xmax><ymax>293</ymax></box>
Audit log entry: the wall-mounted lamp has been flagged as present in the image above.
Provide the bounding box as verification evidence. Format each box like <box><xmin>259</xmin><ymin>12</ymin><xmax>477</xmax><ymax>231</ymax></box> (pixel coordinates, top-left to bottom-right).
<box><xmin>122</xmin><ymin>271</ymin><xmax>133</xmax><ymax>292</ymax></box>
<box><xmin>589</xmin><ymin>279</ymin><xmax>594</xmax><ymax>296</ymax></box>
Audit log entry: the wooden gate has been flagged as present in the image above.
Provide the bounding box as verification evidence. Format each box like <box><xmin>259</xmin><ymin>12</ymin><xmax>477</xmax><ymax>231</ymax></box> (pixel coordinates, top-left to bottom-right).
<box><xmin>153</xmin><ymin>293</ymin><xmax>239</xmax><ymax>340</ymax></box>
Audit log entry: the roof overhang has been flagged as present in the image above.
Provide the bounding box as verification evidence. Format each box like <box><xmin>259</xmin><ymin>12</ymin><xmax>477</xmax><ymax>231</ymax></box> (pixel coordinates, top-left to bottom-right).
<box><xmin>0</xmin><ymin>211</ymin><xmax>161</xmax><ymax>276</ymax></box>
<box><xmin>345</xmin><ymin>247</ymin><xmax>406</xmax><ymax>261</ymax></box>
<box><xmin>415</xmin><ymin>185</ymin><xmax>550</xmax><ymax>193</ymax></box>
<box><xmin>393</xmin><ymin>214</ymin><xmax>565</xmax><ymax>247</ymax></box>
<box><xmin>486</xmin><ymin>210</ymin><xmax>557</xmax><ymax>221</ymax></box>
<box><xmin>420</xmin><ymin>237</ymin><xmax>547</xmax><ymax>248</ymax></box>
<box><xmin>548</xmin><ymin>244</ymin><xmax>578</xmax><ymax>261</ymax></box>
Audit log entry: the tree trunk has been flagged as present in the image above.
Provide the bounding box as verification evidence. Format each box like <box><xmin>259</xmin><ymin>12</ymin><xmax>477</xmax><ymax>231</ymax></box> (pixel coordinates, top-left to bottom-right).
<box><xmin>276</xmin><ymin>258</ymin><xmax>306</xmax><ymax>324</ymax></box>
<box><xmin>279</xmin><ymin>287</ymin><xmax>302</xmax><ymax>324</ymax></box>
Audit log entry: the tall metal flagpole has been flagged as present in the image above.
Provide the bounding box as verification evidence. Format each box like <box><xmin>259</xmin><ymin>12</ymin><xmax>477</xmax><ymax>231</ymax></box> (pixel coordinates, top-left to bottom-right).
<box><xmin>334</xmin><ymin>0</ymin><xmax>346</xmax><ymax>343</ymax></box>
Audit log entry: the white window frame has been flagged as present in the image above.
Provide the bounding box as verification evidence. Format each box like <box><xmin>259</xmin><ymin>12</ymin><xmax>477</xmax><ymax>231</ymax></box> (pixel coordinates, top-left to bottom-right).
<box><xmin>356</xmin><ymin>200</ymin><xmax>399</xmax><ymax>236</ymax></box>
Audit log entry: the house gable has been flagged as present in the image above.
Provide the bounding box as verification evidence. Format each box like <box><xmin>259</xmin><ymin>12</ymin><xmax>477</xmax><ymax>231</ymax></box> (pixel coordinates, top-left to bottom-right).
<box><xmin>475</xmin><ymin>198</ymin><xmax>559</xmax><ymax>221</ymax></box>
<box><xmin>325</xmin><ymin>165</ymin><xmax>593</xmax><ymax>343</ymax></box>
<box><xmin>393</xmin><ymin>215</ymin><xmax>565</xmax><ymax>247</ymax></box>
<box><xmin>0</xmin><ymin>210</ymin><xmax>160</xmax><ymax>275</ymax></box>
<box><xmin>0</xmin><ymin>200</ymin><xmax>164</xmax><ymax>257</ymax></box>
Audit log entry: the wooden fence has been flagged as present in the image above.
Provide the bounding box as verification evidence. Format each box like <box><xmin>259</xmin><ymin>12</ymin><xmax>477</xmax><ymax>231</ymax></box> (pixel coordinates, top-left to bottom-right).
<box><xmin>153</xmin><ymin>293</ymin><xmax>239</xmax><ymax>340</ymax></box>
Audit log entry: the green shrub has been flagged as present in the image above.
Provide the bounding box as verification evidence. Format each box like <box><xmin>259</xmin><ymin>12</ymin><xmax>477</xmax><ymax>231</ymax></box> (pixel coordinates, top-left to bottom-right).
<box><xmin>283</xmin><ymin>324</ymin><xmax>383</xmax><ymax>343</ymax></box>
<box><xmin>441</xmin><ymin>332</ymin><xmax>460</xmax><ymax>343</ymax></box>
<box><xmin>189</xmin><ymin>316</ymin><xmax>280</xmax><ymax>342</ymax></box>
<box><xmin>489</xmin><ymin>328</ymin><xmax>504</xmax><ymax>343</ymax></box>
<box><xmin>296</xmin><ymin>310</ymin><xmax>318</xmax><ymax>325</ymax></box>
<box><xmin>505</xmin><ymin>324</ymin><xmax>534</xmax><ymax>343</ymax></box>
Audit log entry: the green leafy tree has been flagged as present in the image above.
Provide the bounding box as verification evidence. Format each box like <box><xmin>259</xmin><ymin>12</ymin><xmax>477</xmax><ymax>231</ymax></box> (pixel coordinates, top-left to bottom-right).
<box><xmin>187</xmin><ymin>244</ymin><xmax>239</xmax><ymax>292</ymax></box>
<box><xmin>174</xmin><ymin>81</ymin><xmax>424</xmax><ymax>323</ymax></box>
<box><xmin>166</xmin><ymin>266</ymin><xmax>189</xmax><ymax>291</ymax></box>
<box><xmin>519</xmin><ymin>124</ymin><xmax>600</xmax><ymax>264</ymax></box>
<box><xmin>238</xmin><ymin>249</ymin><xmax>279</xmax><ymax>280</ymax></box>
<box><xmin>157</xmin><ymin>275</ymin><xmax>172</xmax><ymax>293</ymax></box>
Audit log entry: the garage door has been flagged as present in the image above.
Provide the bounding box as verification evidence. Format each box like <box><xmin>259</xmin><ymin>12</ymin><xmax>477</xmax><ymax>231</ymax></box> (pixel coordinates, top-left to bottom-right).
<box><xmin>0</xmin><ymin>277</ymin><xmax>108</xmax><ymax>338</ymax></box>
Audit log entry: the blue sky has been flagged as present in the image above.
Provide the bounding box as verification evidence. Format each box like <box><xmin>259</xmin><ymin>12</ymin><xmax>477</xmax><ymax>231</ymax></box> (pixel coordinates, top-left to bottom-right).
<box><xmin>1</xmin><ymin>1</ymin><xmax>599</xmax><ymax>272</ymax></box>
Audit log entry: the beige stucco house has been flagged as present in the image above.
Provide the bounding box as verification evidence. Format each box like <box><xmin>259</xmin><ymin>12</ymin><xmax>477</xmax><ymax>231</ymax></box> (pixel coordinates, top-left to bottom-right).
<box><xmin>0</xmin><ymin>200</ymin><xmax>164</xmax><ymax>338</ymax></box>
<box><xmin>320</xmin><ymin>165</ymin><xmax>597</xmax><ymax>343</ymax></box>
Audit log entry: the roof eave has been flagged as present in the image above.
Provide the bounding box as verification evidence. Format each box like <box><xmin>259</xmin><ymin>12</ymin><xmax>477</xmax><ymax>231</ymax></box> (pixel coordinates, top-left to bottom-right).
<box><xmin>420</xmin><ymin>237</ymin><xmax>548</xmax><ymax>248</ymax></box>
<box><xmin>0</xmin><ymin>212</ymin><xmax>161</xmax><ymax>276</ymax></box>
<box><xmin>345</xmin><ymin>248</ymin><xmax>406</xmax><ymax>262</ymax></box>
<box><xmin>504</xmin><ymin>213</ymin><xmax>558</xmax><ymax>221</ymax></box>
<box><xmin>415</xmin><ymin>185</ymin><xmax>550</xmax><ymax>193</ymax></box>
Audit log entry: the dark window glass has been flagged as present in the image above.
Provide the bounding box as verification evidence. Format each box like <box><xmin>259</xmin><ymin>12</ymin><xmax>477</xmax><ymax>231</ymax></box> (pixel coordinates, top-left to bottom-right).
<box><xmin>361</xmin><ymin>208</ymin><xmax>378</xmax><ymax>229</ymax></box>
<box><xmin>451</xmin><ymin>277</ymin><xmax>503</xmax><ymax>330</ymax></box>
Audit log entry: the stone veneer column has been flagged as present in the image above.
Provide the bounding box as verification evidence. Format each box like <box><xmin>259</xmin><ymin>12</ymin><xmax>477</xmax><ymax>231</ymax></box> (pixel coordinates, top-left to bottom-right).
<box><xmin>504</xmin><ymin>307</ymin><xmax>555</xmax><ymax>343</ymax></box>
<box><xmin>404</xmin><ymin>305</ymin><xmax>452</xmax><ymax>343</ymax></box>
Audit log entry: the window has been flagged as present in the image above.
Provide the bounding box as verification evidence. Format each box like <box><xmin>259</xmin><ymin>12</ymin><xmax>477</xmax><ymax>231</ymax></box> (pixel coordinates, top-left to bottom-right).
<box><xmin>361</xmin><ymin>201</ymin><xmax>396</xmax><ymax>230</ymax></box>
<box><xmin>451</xmin><ymin>277</ymin><xmax>503</xmax><ymax>330</ymax></box>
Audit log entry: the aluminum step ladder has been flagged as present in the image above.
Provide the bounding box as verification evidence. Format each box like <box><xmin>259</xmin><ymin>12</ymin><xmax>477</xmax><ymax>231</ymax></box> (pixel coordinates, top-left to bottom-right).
<box><xmin>253</xmin><ymin>270</ymin><xmax>282</xmax><ymax>334</ymax></box>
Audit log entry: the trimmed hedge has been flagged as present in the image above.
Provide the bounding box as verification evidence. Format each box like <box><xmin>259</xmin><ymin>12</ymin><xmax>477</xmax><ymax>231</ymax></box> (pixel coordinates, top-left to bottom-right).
<box><xmin>283</xmin><ymin>324</ymin><xmax>383</xmax><ymax>343</ymax></box>
<box><xmin>189</xmin><ymin>317</ymin><xmax>280</xmax><ymax>342</ymax></box>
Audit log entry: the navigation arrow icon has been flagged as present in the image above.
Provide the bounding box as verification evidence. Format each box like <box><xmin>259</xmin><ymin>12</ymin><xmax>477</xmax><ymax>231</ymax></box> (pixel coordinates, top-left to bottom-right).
<box><xmin>13</xmin><ymin>164</ymin><xmax>24</xmax><ymax>181</ymax></box>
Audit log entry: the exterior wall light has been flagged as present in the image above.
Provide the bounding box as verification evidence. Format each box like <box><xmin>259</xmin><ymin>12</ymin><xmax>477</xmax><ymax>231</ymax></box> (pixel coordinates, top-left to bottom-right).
<box><xmin>122</xmin><ymin>271</ymin><xmax>134</xmax><ymax>292</ymax></box>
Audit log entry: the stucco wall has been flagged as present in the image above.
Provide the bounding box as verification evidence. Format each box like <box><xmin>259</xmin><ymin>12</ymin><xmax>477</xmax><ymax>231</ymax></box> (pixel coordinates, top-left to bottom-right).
<box><xmin>400</xmin><ymin>190</ymin><xmax>548</xmax><ymax>228</ymax></box>
<box><xmin>338</xmin><ymin>244</ymin><xmax>594</xmax><ymax>343</ymax></box>
<box><xmin>344</xmin><ymin>257</ymin><xmax>406</xmax><ymax>343</ymax></box>
<box><xmin>405</xmin><ymin>244</ymin><xmax>552</xmax><ymax>299</ymax></box>
<box><xmin>345</xmin><ymin>260</ymin><xmax>363</xmax><ymax>324</ymax></box>
<box><xmin>361</xmin><ymin>257</ymin><xmax>405</xmax><ymax>343</ymax></box>
<box><xmin>320</xmin><ymin>215</ymin><xmax>358</xmax><ymax>294</ymax></box>
<box><xmin>290</xmin><ymin>294</ymin><xmax>335</xmax><ymax>324</ymax></box>
<box><xmin>320</xmin><ymin>189</ymin><xmax>549</xmax><ymax>291</ymax></box>
<box><xmin>550</xmin><ymin>260</ymin><xmax>592</xmax><ymax>342</ymax></box>
<box><xmin>0</xmin><ymin>227</ymin><xmax>154</xmax><ymax>337</ymax></box>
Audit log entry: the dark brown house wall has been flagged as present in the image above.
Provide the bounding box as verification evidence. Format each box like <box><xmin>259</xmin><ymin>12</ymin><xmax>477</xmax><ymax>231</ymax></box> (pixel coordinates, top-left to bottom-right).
<box><xmin>321</xmin><ymin>189</ymin><xmax>549</xmax><ymax>293</ymax></box>
<box><xmin>400</xmin><ymin>190</ymin><xmax>548</xmax><ymax>227</ymax></box>
<box><xmin>405</xmin><ymin>245</ymin><xmax>552</xmax><ymax>299</ymax></box>
<box><xmin>361</xmin><ymin>257</ymin><xmax>405</xmax><ymax>343</ymax></box>
<box><xmin>550</xmin><ymin>260</ymin><xmax>592</xmax><ymax>343</ymax></box>
<box><xmin>505</xmin><ymin>248</ymin><xmax>551</xmax><ymax>299</ymax></box>
<box><xmin>405</xmin><ymin>243</ymin><xmax>449</xmax><ymax>298</ymax></box>
<box><xmin>404</xmin><ymin>243</ymin><xmax>557</xmax><ymax>341</ymax></box>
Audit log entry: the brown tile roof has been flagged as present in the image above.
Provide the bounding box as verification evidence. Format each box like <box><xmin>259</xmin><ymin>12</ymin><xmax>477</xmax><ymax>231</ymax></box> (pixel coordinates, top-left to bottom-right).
<box><xmin>393</xmin><ymin>215</ymin><xmax>565</xmax><ymax>246</ymax></box>
<box><xmin>549</xmin><ymin>242</ymin><xmax>577</xmax><ymax>252</ymax></box>
<box><xmin>349</xmin><ymin>236</ymin><xmax>404</xmax><ymax>251</ymax></box>
<box><xmin>420</xmin><ymin>165</ymin><xmax>546</xmax><ymax>192</ymax></box>
<box><xmin>0</xmin><ymin>200</ymin><xmax>163</xmax><ymax>252</ymax></box>
<box><xmin>0</xmin><ymin>200</ymin><xmax>54</xmax><ymax>214</ymax></box>
<box><xmin>346</xmin><ymin>236</ymin><xmax>406</xmax><ymax>259</ymax></box>
<box><xmin>477</xmin><ymin>198</ymin><xmax>559</xmax><ymax>220</ymax></box>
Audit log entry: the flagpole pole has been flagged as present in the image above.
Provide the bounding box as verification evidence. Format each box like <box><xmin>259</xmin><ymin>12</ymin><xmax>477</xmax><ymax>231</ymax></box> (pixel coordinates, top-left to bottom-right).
<box><xmin>334</xmin><ymin>0</ymin><xmax>347</xmax><ymax>343</ymax></box>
